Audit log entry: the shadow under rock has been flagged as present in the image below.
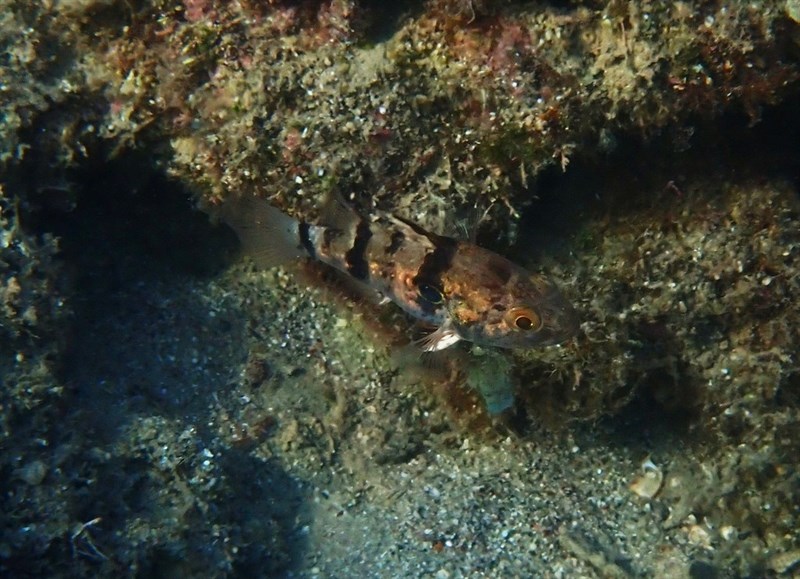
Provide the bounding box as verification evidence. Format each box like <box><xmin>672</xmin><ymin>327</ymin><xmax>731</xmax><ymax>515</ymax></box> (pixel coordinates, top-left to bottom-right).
<box><xmin>27</xmin><ymin>152</ymin><xmax>241</xmax><ymax>437</ymax></box>
<box><xmin>15</xmin><ymin>152</ymin><xmax>312</xmax><ymax>576</ymax></box>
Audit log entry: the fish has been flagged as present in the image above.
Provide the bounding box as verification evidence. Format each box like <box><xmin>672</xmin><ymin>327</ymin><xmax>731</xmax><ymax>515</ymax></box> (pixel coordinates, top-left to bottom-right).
<box><xmin>220</xmin><ymin>196</ymin><xmax>578</xmax><ymax>352</ymax></box>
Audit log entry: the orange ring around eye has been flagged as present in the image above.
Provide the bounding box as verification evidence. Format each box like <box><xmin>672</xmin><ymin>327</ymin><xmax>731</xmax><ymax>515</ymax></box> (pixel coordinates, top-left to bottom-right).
<box><xmin>507</xmin><ymin>307</ymin><xmax>542</xmax><ymax>331</ymax></box>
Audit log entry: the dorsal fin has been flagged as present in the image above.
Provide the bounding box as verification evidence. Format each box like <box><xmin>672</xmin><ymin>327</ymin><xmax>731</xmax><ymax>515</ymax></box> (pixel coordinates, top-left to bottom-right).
<box><xmin>383</xmin><ymin>212</ymin><xmax>455</xmax><ymax>246</ymax></box>
<box><xmin>319</xmin><ymin>192</ymin><xmax>361</xmax><ymax>230</ymax></box>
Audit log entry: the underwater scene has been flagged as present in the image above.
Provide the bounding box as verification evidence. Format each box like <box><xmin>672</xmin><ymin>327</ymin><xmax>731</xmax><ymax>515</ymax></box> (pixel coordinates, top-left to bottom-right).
<box><xmin>1</xmin><ymin>1</ymin><xmax>800</xmax><ymax>577</ymax></box>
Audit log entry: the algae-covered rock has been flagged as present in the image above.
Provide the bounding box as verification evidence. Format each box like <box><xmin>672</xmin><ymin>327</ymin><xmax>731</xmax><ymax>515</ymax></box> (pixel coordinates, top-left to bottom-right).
<box><xmin>1</xmin><ymin>0</ymin><xmax>799</xmax><ymax>577</ymax></box>
<box><xmin>0</xmin><ymin>188</ymin><xmax>66</xmax><ymax>415</ymax></box>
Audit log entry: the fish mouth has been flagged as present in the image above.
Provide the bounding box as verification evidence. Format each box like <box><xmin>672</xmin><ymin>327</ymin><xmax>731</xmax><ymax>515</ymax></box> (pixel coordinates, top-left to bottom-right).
<box><xmin>556</xmin><ymin>301</ymin><xmax>580</xmax><ymax>340</ymax></box>
<box><xmin>522</xmin><ymin>296</ymin><xmax>580</xmax><ymax>347</ymax></box>
<box><xmin>533</xmin><ymin>297</ymin><xmax>579</xmax><ymax>346</ymax></box>
<box><xmin>527</xmin><ymin>275</ymin><xmax>579</xmax><ymax>343</ymax></box>
<box><xmin>457</xmin><ymin>302</ymin><xmax>579</xmax><ymax>349</ymax></box>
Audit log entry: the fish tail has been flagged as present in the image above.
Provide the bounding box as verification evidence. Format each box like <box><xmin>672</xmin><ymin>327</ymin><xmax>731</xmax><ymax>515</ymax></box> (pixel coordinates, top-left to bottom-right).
<box><xmin>220</xmin><ymin>196</ymin><xmax>310</xmax><ymax>268</ymax></box>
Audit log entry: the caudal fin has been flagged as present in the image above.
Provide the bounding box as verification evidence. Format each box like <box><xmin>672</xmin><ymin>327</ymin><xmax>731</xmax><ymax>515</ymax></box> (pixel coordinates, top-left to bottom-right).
<box><xmin>220</xmin><ymin>196</ymin><xmax>306</xmax><ymax>268</ymax></box>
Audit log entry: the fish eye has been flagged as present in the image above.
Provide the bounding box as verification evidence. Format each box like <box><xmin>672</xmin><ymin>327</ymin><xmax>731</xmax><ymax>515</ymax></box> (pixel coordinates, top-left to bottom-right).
<box><xmin>418</xmin><ymin>284</ymin><xmax>444</xmax><ymax>304</ymax></box>
<box><xmin>515</xmin><ymin>316</ymin><xmax>534</xmax><ymax>329</ymax></box>
<box><xmin>506</xmin><ymin>307</ymin><xmax>542</xmax><ymax>332</ymax></box>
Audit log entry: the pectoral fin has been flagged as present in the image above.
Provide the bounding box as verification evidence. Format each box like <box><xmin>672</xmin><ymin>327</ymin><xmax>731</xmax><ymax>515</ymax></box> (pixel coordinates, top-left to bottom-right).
<box><xmin>416</xmin><ymin>320</ymin><xmax>461</xmax><ymax>352</ymax></box>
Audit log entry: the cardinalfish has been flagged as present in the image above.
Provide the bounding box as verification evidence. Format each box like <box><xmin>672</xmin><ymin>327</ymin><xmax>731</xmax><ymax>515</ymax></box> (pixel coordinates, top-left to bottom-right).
<box><xmin>221</xmin><ymin>196</ymin><xmax>578</xmax><ymax>352</ymax></box>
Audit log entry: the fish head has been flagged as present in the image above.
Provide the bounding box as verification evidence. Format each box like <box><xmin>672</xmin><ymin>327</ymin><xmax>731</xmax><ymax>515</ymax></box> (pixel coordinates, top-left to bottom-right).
<box><xmin>445</xmin><ymin>271</ymin><xmax>578</xmax><ymax>349</ymax></box>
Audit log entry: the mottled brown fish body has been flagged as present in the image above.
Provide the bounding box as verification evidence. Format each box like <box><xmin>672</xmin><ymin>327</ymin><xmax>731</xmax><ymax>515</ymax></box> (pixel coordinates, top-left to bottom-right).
<box><xmin>307</xmin><ymin>214</ymin><xmax>443</xmax><ymax>324</ymax></box>
<box><xmin>441</xmin><ymin>245</ymin><xmax>578</xmax><ymax>348</ymax></box>
<box><xmin>224</xmin><ymin>198</ymin><xmax>577</xmax><ymax>351</ymax></box>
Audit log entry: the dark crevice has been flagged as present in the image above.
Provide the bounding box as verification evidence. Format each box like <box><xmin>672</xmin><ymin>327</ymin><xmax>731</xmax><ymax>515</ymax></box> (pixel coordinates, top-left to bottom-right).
<box><xmin>518</xmin><ymin>97</ymin><xmax>800</xmax><ymax>258</ymax></box>
<box><xmin>23</xmin><ymin>152</ymin><xmax>237</xmax><ymax>287</ymax></box>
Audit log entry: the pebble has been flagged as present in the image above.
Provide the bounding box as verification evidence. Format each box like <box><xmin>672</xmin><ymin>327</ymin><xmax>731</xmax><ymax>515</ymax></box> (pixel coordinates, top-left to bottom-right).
<box><xmin>17</xmin><ymin>460</ymin><xmax>47</xmax><ymax>485</ymax></box>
